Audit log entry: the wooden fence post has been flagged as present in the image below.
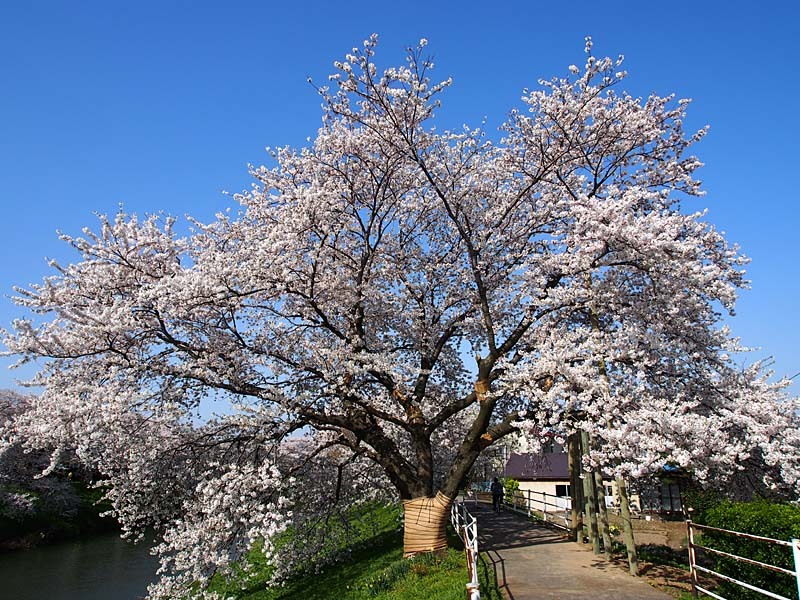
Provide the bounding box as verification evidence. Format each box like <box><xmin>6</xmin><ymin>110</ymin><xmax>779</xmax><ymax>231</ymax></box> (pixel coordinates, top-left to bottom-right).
<box><xmin>687</xmin><ymin>520</ymin><xmax>698</xmax><ymax>600</ymax></box>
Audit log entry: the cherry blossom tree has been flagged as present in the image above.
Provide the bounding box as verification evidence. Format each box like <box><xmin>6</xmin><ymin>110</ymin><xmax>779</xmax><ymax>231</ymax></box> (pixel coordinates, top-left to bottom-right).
<box><xmin>0</xmin><ymin>390</ymin><xmax>45</xmax><ymax>522</ymax></box>
<box><xmin>3</xmin><ymin>36</ymin><xmax>798</xmax><ymax>598</ymax></box>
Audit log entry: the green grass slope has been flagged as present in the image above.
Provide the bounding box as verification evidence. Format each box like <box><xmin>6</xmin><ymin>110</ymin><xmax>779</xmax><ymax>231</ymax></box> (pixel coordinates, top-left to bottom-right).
<box><xmin>209</xmin><ymin>504</ymin><xmax>501</xmax><ymax>600</ymax></box>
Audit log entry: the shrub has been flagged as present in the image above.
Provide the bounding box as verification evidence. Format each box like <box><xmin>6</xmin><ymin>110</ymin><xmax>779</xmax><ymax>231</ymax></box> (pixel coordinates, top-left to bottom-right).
<box><xmin>681</xmin><ymin>486</ymin><xmax>726</xmax><ymax>521</ymax></box>
<box><xmin>502</xmin><ymin>477</ymin><xmax>520</xmax><ymax>505</ymax></box>
<box><xmin>699</xmin><ymin>500</ymin><xmax>800</xmax><ymax>600</ymax></box>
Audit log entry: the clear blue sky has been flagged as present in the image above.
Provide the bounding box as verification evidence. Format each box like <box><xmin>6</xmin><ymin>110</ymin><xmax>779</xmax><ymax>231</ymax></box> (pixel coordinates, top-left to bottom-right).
<box><xmin>1</xmin><ymin>1</ymin><xmax>798</xmax><ymax>394</ymax></box>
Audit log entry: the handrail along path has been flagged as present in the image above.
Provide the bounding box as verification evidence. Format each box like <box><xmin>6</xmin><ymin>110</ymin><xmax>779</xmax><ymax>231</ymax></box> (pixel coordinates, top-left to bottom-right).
<box><xmin>451</xmin><ymin>493</ymin><xmax>481</xmax><ymax>600</ymax></box>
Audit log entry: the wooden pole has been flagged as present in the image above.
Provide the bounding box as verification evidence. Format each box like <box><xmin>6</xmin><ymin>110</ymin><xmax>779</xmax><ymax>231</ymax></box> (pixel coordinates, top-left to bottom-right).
<box><xmin>568</xmin><ymin>432</ymin><xmax>583</xmax><ymax>543</ymax></box>
<box><xmin>581</xmin><ymin>430</ymin><xmax>600</xmax><ymax>554</ymax></box>
<box><xmin>594</xmin><ymin>468</ymin><xmax>613</xmax><ymax>552</ymax></box>
<box><xmin>617</xmin><ymin>477</ymin><xmax>639</xmax><ymax>575</ymax></box>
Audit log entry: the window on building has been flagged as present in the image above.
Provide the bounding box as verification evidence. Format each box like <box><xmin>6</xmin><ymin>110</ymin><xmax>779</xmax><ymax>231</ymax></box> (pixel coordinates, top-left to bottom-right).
<box><xmin>555</xmin><ymin>484</ymin><xmax>570</xmax><ymax>497</ymax></box>
<box><xmin>660</xmin><ymin>481</ymin><xmax>682</xmax><ymax>512</ymax></box>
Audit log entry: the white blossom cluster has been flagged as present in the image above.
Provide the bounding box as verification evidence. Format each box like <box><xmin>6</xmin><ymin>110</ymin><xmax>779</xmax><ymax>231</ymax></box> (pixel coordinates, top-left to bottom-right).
<box><xmin>147</xmin><ymin>460</ymin><xmax>289</xmax><ymax>600</ymax></box>
<box><xmin>2</xmin><ymin>35</ymin><xmax>798</xmax><ymax>594</ymax></box>
<box><xmin>0</xmin><ymin>490</ymin><xmax>36</xmax><ymax>520</ymax></box>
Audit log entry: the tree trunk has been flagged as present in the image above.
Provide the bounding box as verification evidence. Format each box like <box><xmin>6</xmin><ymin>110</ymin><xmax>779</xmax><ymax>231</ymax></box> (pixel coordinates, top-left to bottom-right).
<box><xmin>594</xmin><ymin>469</ymin><xmax>612</xmax><ymax>553</ymax></box>
<box><xmin>580</xmin><ymin>430</ymin><xmax>600</xmax><ymax>554</ymax></box>
<box><xmin>402</xmin><ymin>491</ymin><xmax>452</xmax><ymax>557</ymax></box>
<box><xmin>616</xmin><ymin>477</ymin><xmax>639</xmax><ymax>575</ymax></box>
<box><xmin>568</xmin><ymin>432</ymin><xmax>583</xmax><ymax>542</ymax></box>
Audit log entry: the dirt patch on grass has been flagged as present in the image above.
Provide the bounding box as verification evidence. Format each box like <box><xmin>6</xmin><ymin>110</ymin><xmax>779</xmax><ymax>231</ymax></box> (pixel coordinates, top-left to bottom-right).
<box><xmin>607</xmin><ymin>515</ymin><xmax>689</xmax><ymax>549</ymax></box>
<box><xmin>605</xmin><ymin>549</ymin><xmax>717</xmax><ymax>598</ymax></box>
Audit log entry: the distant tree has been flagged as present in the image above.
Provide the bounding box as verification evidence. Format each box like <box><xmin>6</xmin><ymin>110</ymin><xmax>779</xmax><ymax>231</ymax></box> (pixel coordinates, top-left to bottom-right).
<box><xmin>3</xmin><ymin>36</ymin><xmax>797</xmax><ymax>598</ymax></box>
<box><xmin>0</xmin><ymin>390</ymin><xmax>81</xmax><ymax>532</ymax></box>
<box><xmin>0</xmin><ymin>390</ymin><xmax>40</xmax><ymax>520</ymax></box>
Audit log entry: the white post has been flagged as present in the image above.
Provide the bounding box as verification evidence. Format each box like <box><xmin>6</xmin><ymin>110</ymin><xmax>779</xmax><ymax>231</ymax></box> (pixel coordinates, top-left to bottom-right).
<box><xmin>543</xmin><ymin>491</ymin><xmax>548</xmax><ymax>523</ymax></box>
<box><xmin>527</xmin><ymin>489</ymin><xmax>532</xmax><ymax>517</ymax></box>
<box><xmin>793</xmin><ymin>538</ymin><xmax>800</xmax><ymax>600</ymax></box>
<box><xmin>467</xmin><ymin>518</ymin><xmax>480</xmax><ymax>600</ymax></box>
<box><xmin>467</xmin><ymin>582</ymin><xmax>480</xmax><ymax>600</ymax></box>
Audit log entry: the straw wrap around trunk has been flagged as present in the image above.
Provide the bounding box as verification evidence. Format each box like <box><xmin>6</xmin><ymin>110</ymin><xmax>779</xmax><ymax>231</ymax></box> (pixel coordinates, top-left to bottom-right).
<box><xmin>402</xmin><ymin>492</ymin><xmax>452</xmax><ymax>557</ymax></box>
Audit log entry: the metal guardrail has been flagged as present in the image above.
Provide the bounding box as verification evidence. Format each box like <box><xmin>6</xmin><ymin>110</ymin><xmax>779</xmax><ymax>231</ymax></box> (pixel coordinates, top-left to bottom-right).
<box><xmin>502</xmin><ymin>489</ymin><xmax>572</xmax><ymax>531</ymax></box>
<box><xmin>451</xmin><ymin>494</ymin><xmax>480</xmax><ymax>600</ymax></box>
<box><xmin>687</xmin><ymin>520</ymin><xmax>800</xmax><ymax>600</ymax></box>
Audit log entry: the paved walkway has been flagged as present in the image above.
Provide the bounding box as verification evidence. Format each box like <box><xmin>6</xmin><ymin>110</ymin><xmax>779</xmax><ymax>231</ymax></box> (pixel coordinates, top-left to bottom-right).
<box><xmin>474</xmin><ymin>503</ymin><xmax>672</xmax><ymax>599</ymax></box>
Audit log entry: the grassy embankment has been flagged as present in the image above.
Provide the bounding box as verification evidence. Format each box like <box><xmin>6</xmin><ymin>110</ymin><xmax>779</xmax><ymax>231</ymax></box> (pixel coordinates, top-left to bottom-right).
<box><xmin>208</xmin><ymin>503</ymin><xmax>502</xmax><ymax>600</ymax></box>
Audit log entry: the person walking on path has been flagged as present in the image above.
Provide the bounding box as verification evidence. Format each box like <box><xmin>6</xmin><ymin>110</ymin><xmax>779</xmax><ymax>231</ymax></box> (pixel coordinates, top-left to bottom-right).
<box><xmin>491</xmin><ymin>477</ymin><xmax>504</xmax><ymax>513</ymax></box>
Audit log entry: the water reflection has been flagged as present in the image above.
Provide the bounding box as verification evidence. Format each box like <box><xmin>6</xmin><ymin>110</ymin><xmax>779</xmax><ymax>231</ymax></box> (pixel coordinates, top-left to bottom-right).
<box><xmin>0</xmin><ymin>532</ymin><xmax>158</xmax><ymax>600</ymax></box>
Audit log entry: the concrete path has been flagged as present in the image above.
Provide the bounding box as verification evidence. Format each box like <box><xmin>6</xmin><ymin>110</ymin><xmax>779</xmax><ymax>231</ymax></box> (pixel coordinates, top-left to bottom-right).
<box><xmin>475</xmin><ymin>504</ymin><xmax>672</xmax><ymax>600</ymax></box>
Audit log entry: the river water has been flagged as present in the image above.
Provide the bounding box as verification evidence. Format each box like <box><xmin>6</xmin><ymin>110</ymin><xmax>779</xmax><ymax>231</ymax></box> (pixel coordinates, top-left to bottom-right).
<box><xmin>0</xmin><ymin>532</ymin><xmax>159</xmax><ymax>600</ymax></box>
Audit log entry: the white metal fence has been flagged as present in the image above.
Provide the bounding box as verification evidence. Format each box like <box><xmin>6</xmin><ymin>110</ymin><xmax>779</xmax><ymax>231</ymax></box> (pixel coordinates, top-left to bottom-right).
<box><xmin>450</xmin><ymin>498</ymin><xmax>481</xmax><ymax>600</ymax></box>
<box><xmin>503</xmin><ymin>489</ymin><xmax>572</xmax><ymax>530</ymax></box>
<box><xmin>687</xmin><ymin>520</ymin><xmax>800</xmax><ymax>600</ymax></box>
